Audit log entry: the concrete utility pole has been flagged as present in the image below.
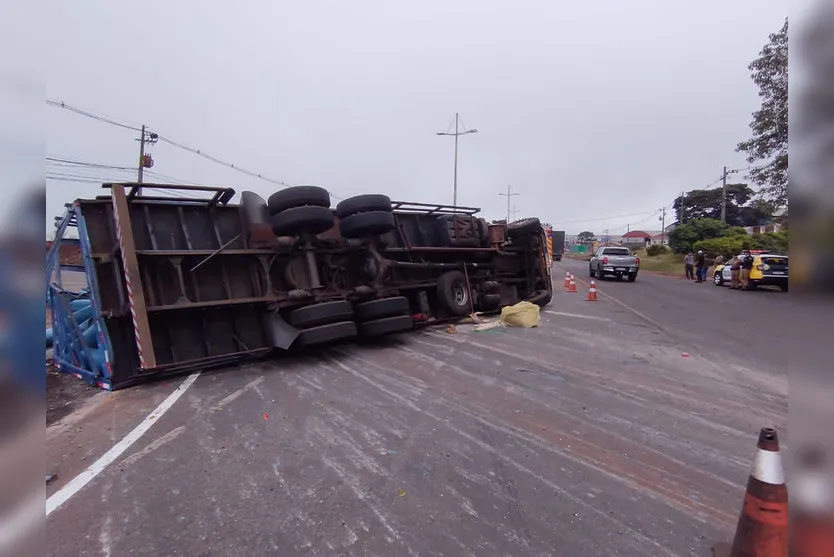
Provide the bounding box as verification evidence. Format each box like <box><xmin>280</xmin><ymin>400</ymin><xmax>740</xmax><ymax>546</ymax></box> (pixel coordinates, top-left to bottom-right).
<box><xmin>660</xmin><ymin>206</ymin><xmax>667</xmax><ymax>245</ymax></box>
<box><xmin>720</xmin><ymin>167</ymin><xmax>741</xmax><ymax>224</ymax></box>
<box><xmin>510</xmin><ymin>205</ymin><xmax>520</xmax><ymax>221</ymax></box>
<box><xmin>135</xmin><ymin>126</ymin><xmax>158</xmax><ymax>195</ymax></box>
<box><xmin>436</xmin><ymin>113</ymin><xmax>478</xmax><ymax>208</ymax></box>
<box><xmin>138</xmin><ymin>125</ymin><xmax>147</xmax><ymax>185</ymax></box>
<box><xmin>499</xmin><ymin>185</ymin><xmax>520</xmax><ymax>224</ymax></box>
<box><xmin>721</xmin><ymin>166</ymin><xmax>727</xmax><ymax>224</ymax></box>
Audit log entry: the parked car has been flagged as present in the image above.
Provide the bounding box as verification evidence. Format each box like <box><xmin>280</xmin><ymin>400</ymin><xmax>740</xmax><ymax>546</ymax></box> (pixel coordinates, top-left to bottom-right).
<box><xmin>713</xmin><ymin>252</ymin><xmax>788</xmax><ymax>291</ymax></box>
<box><xmin>589</xmin><ymin>247</ymin><xmax>640</xmax><ymax>282</ymax></box>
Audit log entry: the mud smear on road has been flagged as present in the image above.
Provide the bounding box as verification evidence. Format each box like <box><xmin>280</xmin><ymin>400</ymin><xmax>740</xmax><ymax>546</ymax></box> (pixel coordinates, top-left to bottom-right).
<box><xmin>47</xmin><ymin>367</ymin><xmax>100</xmax><ymax>427</ymax></box>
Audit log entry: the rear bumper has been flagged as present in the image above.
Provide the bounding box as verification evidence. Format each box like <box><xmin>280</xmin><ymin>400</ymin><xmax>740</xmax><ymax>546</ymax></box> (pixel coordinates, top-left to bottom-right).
<box><xmin>752</xmin><ymin>275</ymin><xmax>788</xmax><ymax>287</ymax></box>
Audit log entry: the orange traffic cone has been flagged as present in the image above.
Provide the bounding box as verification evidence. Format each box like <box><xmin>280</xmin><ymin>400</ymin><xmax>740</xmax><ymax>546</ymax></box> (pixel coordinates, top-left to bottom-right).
<box><xmin>568</xmin><ymin>276</ymin><xmax>577</xmax><ymax>292</ymax></box>
<box><xmin>728</xmin><ymin>427</ymin><xmax>788</xmax><ymax>557</ymax></box>
<box><xmin>587</xmin><ymin>280</ymin><xmax>598</xmax><ymax>301</ymax></box>
<box><xmin>563</xmin><ymin>272</ymin><xmax>571</xmax><ymax>288</ymax></box>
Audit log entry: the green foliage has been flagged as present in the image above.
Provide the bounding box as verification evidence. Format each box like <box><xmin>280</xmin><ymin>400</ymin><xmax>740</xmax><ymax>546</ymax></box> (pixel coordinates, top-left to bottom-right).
<box><xmin>736</xmin><ymin>18</ymin><xmax>788</xmax><ymax>207</ymax></box>
<box><xmin>578</xmin><ymin>230</ymin><xmax>595</xmax><ymax>245</ymax></box>
<box><xmin>646</xmin><ymin>244</ymin><xmax>668</xmax><ymax>256</ymax></box>
<box><xmin>673</xmin><ymin>184</ymin><xmax>767</xmax><ymax>226</ymax></box>
<box><xmin>693</xmin><ymin>236</ymin><xmax>749</xmax><ymax>259</ymax></box>
<box><xmin>667</xmin><ymin>218</ymin><xmax>747</xmax><ymax>253</ymax></box>
<box><xmin>693</xmin><ymin>230</ymin><xmax>788</xmax><ymax>259</ymax></box>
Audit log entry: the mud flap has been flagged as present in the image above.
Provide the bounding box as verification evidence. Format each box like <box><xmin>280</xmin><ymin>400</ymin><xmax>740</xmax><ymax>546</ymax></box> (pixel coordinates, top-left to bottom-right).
<box><xmin>264</xmin><ymin>311</ymin><xmax>300</xmax><ymax>350</ymax></box>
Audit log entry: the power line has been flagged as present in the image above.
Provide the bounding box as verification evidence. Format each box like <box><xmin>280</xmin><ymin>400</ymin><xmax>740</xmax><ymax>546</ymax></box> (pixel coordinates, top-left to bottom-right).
<box><xmin>46</xmin><ymin>100</ymin><xmax>143</xmax><ymax>132</ymax></box>
<box><xmin>552</xmin><ymin>210</ymin><xmax>658</xmax><ymax>226</ymax></box>
<box><xmin>46</xmin><ymin>99</ymin><xmax>302</xmax><ymax>192</ymax></box>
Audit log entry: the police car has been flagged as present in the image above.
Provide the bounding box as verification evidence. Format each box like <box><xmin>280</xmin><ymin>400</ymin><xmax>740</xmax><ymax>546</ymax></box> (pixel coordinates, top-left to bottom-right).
<box><xmin>713</xmin><ymin>251</ymin><xmax>789</xmax><ymax>291</ymax></box>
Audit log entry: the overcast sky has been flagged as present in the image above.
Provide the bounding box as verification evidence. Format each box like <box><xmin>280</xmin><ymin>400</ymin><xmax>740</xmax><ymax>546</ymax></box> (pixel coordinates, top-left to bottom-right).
<box><xmin>43</xmin><ymin>0</ymin><xmax>787</xmax><ymax>236</ymax></box>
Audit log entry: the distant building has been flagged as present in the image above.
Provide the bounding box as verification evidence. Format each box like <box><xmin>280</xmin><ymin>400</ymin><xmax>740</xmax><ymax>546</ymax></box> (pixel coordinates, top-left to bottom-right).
<box><xmin>621</xmin><ymin>230</ymin><xmax>652</xmax><ymax>246</ymax></box>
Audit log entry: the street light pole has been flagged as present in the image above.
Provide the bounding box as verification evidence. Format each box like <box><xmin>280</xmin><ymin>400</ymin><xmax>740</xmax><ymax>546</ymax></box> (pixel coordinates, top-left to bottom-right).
<box><xmin>437</xmin><ymin>113</ymin><xmax>478</xmax><ymax>208</ymax></box>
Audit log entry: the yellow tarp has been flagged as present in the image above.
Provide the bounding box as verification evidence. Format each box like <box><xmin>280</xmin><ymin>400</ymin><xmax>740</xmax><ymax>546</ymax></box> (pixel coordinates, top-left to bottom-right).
<box><xmin>499</xmin><ymin>301</ymin><xmax>541</xmax><ymax>328</ymax></box>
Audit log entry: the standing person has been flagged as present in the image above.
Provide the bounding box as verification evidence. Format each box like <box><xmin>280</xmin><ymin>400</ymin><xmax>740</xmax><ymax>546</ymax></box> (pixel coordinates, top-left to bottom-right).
<box><xmin>684</xmin><ymin>252</ymin><xmax>695</xmax><ymax>280</ymax></box>
<box><xmin>729</xmin><ymin>254</ymin><xmax>741</xmax><ymax>289</ymax></box>
<box><xmin>695</xmin><ymin>250</ymin><xmax>706</xmax><ymax>283</ymax></box>
<box><xmin>740</xmin><ymin>250</ymin><xmax>754</xmax><ymax>290</ymax></box>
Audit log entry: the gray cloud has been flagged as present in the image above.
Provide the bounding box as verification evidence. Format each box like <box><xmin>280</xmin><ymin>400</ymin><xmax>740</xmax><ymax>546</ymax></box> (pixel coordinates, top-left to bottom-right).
<box><xmin>45</xmin><ymin>0</ymin><xmax>786</xmax><ymax>235</ymax></box>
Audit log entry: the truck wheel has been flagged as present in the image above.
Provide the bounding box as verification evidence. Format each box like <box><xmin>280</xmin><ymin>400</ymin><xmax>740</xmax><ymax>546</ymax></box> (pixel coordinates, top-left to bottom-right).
<box><xmin>589</xmin><ymin>267</ymin><xmax>595</xmax><ymax>278</ymax></box>
<box><xmin>272</xmin><ymin>205</ymin><xmax>335</xmax><ymax>237</ymax></box>
<box><xmin>358</xmin><ymin>315</ymin><xmax>414</xmax><ymax>337</ymax></box>
<box><xmin>354</xmin><ymin>296</ymin><xmax>410</xmax><ymax>322</ymax></box>
<box><xmin>288</xmin><ymin>300</ymin><xmax>354</xmax><ymax>329</ymax></box>
<box><xmin>297</xmin><ymin>321</ymin><xmax>357</xmax><ymax>347</ymax></box>
<box><xmin>268</xmin><ymin>186</ymin><xmax>331</xmax><ymax>215</ymax></box>
<box><xmin>507</xmin><ymin>217</ymin><xmax>541</xmax><ymax>236</ymax></box>
<box><xmin>437</xmin><ymin>271</ymin><xmax>470</xmax><ymax>316</ymax></box>
<box><xmin>335</xmin><ymin>194</ymin><xmax>392</xmax><ymax>218</ymax></box>
<box><xmin>627</xmin><ymin>273</ymin><xmax>637</xmax><ymax>282</ymax></box>
<box><xmin>339</xmin><ymin>211</ymin><xmax>395</xmax><ymax>239</ymax></box>
<box><xmin>713</xmin><ymin>272</ymin><xmax>724</xmax><ymax>286</ymax></box>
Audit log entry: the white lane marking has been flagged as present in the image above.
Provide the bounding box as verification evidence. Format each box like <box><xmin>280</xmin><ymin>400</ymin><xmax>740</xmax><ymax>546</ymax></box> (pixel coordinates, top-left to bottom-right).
<box><xmin>752</xmin><ymin>449</ymin><xmax>785</xmax><ymax>485</ymax></box>
<box><xmin>544</xmin><ymin>310</ymin><xmax>611</xmax><ymax>322</ymax></box>
<box><xmin>46</xmin><ymin>372</ymin><xmax>201</xmax><ymax>516</ymax></box>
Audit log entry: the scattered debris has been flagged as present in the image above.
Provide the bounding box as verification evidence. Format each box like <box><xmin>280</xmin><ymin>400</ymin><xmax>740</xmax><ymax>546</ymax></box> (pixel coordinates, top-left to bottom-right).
<box><xmin>681</xmin><ymin>352</ymin><xmax>691</xmax><ymax>358</ymax></box>
<box><xmin>262</xmin><ymin>411</ymin><xmax>269</xmax><ymax>421</ymax></box>
<box><xmin>499</xmin><ymin>301</ymin><xmax>541</xmax><ymax>328</ymax></box>
<box><xmin>446</xmin><ymin>324</ymin><xmax>457</xmax><ymax>334</ymax></box>
<box><xmin>398</xmin><ymin>489</ymin><xmax>406</xmax><ymax>498</ymax></box>
<box><xmin>46</xmin><ymin>474</ymin><xmax>57</xmax><ymax>485</ymax></box>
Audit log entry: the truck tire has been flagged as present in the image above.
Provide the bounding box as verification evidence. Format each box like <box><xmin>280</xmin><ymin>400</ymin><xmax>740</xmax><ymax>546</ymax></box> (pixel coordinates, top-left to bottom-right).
<box><xmin>354</xmin><ymin>296</ymin><xmax>410</xmax><ymax>322</ymax></box>
<box><xmin>627</xmin><ymin>273</ymin><xmax>637</xmax><ymax>282</ymax></box>
<box><xmin>272</xmin><ymin>205</ymin><xmax>335</xmax><ymax>237</ymax></box>
<box><xmin>268</xmin><ymin>186</ymin><xmax>331</xmax><ymax>215</ymax></box>
<box><xmin>297</xmin><ymin>321</ymin><xmax>357</xmax><ymax>347</ymax></box>
<box><xmin>339</xmin><ymin>211</ymin><xmax>395</xmax><ymax>239</ymax></box>
<box><xmin>358</xmin><ymin>315</ymin><xmax>413</xmax><ymax>337</ymax></box>
<box><xmin>508</xmin><ymin>217</ymin><xmax>541</xmax><ymax>236</ymax></box>
<box><xmin>437</xmin><ymin>271</ymin><xmax>470</xmax><ymax>316</ymax></box>
<box><xmin>288</xmin><ymin>300</ymin><xmax>353</xmax><ymax>329</ymax></box>
<box><xmin>589</xmin><ymin>266</ymin><xmax>595</xmax><ymax>278</ymax></box>
<box><xmin>335</xmin><ymin>194</ymin><xmax>392</xmax><ymax>218</ymax></box>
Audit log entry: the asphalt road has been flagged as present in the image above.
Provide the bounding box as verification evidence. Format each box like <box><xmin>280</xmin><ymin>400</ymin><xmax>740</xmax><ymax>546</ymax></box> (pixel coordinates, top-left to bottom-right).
<box><xmin>45</xmin><ymin>265</ymin><xmax>789</xmax><ymax>556</ymax></box>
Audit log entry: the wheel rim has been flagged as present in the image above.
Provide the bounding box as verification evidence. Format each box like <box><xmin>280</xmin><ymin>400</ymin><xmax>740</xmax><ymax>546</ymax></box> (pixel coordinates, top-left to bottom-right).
<box><xmin>714</xmin><ymin>274</ymin><xmax>721</xmax><ymax>285</ymax></box>
<box><xmin>452</xmin><ymin>283</ymin><xmax>468</xmax><ymax>307</ymax></box>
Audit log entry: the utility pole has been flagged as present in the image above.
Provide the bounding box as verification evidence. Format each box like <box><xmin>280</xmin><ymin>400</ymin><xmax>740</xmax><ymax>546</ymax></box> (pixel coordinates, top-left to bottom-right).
<box><xmin>499</xmin><ymin>185</ymin><xmax>520</xmax><ymax>224</ymax></box>
<box><xmin>720</xmin><ymin>166</ymin><xmax>741</xmax><ymax>224</ymax></box>
<box><xmin>436</xmin><ymin>113</ymin><xmax>478</xmax><ymax>207</ymax></box>
<box><xmin>510</xmin><ymin>205</ymin><xmax>520</xmax><ymax>221</ymax></box>
<box><xmin>679</xmin><ymin>191</ymin><xmax>685</xmax><ymax>223</ymax></box>
<box><xmin>138</xmin><ymin>125</ymin><xmax>147</xmax><ymax>184</ymax></box>
<box><xmin>720</xmin><ymin>166</ymin><xmax>727</xmax><ymax>224</ymax></box>
<box><xmin>135</xmin><ymin>126</ymin><xmax>158</xmax><ymax>195</ymax></box>
<box><xmin>659</xmin><ymin>206</ymin><xmax>667</xmax><ymax>245</ymax></box>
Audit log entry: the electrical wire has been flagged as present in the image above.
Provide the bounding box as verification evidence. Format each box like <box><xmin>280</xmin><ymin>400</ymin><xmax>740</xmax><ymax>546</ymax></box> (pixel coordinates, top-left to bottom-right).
<box><xmin>46</xmin><ymin>100</ymin><xmax>143</xmax><ymax>132</ymax></box>
<box><xmin>46</xmin><ymin>99</ymin><xmax>311</xmax><ymax>194</ymax></box>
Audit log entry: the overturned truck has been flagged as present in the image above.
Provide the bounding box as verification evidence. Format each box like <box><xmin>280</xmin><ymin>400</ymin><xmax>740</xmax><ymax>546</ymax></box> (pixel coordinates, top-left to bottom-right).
<box><xmin>47</xmin><ymin>183</ymin><xmax>552</xmax><ymax>389</ymax></box>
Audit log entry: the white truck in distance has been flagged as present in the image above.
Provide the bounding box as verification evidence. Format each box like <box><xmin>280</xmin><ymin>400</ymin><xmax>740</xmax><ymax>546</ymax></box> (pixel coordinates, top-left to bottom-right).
<box><xmin>589</xmin><ymin>247</ymin><xmax>640</xmax><ymax>282</ymax></box>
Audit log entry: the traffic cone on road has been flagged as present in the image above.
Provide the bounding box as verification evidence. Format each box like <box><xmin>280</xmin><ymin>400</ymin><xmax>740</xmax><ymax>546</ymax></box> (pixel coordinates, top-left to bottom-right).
<box><xmin>568</xmin><ymin>276</ymin><xmax>577</xmax><ymax>293</ymax></box>
<box><xmin>728</xmin><ymin>427</ymin><xmax>788</xmax><ymax>557</ymax></box>
<box><xmin>563</xmin><ymin>272</ymin><xmax>571</xmax><ymax>288</ymax></box>
<box><xmin>587</xmin><ymin>280</ymin><xmax>598</xmax><ymax>301</ymax></box>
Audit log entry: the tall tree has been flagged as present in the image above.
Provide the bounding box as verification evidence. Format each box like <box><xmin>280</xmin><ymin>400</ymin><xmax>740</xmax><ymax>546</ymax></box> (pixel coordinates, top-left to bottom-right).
<box><xmin>673</xmin><ymin>184</ymin><xmax>768</xmax><ymax>226</ymax></box>
<box><xmin>736</xmin><ymin>18</ymin><xmax>788</xmax><ymax>207</ymax></box>
<box><xmin>578</xmin><ymin>231</ymin><xmax>595</xmax><ymax>245</ymax></box>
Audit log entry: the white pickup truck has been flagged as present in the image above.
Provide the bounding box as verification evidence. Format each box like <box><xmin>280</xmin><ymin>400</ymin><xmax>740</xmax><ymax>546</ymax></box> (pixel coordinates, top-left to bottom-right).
<box><xmin>589</xmin><ymin>247</ymin><xmax>640</xmax><ymax>282</ymax></box>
